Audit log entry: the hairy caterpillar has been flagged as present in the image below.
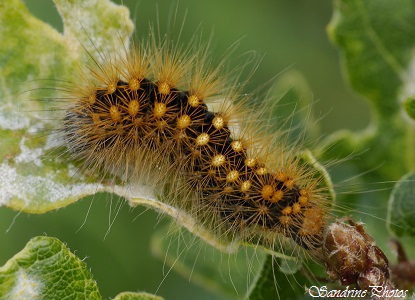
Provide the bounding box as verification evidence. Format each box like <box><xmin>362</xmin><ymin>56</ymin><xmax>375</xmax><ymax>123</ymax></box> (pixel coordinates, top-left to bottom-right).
<box><xmin>46</xmin><ymin>2</ymin><xmax>397</xmax><ymax>298</ymax></box>
<box><xmin>49</xmin><ymin>7</ymin><xmax>334</xmax><ymax>263</ymax></box>
<box><xmin>2</xmin><ymin>0</ymin><xmax>407</xmax><ymax>299</ymax></box>
<box><xmin>61</xmin><ymin>31</ymin><xmax>330</xmax><ymax>249</ymax></box>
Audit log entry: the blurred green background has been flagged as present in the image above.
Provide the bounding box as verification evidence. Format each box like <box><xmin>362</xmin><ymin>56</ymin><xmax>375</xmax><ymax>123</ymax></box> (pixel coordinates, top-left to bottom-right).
<box><xmin>1</xmin><ymin>0</ymin><xmax>371</xmax><ymax>299</ymax></box>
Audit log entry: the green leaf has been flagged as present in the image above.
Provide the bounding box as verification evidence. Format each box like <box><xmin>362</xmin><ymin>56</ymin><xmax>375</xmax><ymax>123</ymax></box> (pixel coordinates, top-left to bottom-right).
<box><xmin>325</xmin><ymin>0</ymin><xmax>415</xmax><ymax>180</ymax></box>
<box><xmin>246</xmin><ymin>254</ymin><xmax>309</xmax><ymax>300</ymax></box>
<box><xmin>328</xmin><ymin>0</ymin><xmax>415</xmax><ymax>116</ymax></box>
<box><xmin>403</xmin><ymin>96</ymin><xmax>415</xmax><ymax>120</ymax></box>
<box><xmin>150</xmin><ymin>222</ymin><xmax>265</xmax><ymax>298</ymax></box>
<box><xmin>0</xmin><ymin>236</ymin><xmax>101</xmax><ymax>299</ymax></box>
<box><xmin>0</xmin><ymin>0</ymin><xmax>134</xmax><ymax>213</ymax></box>
<box><xmin>113</xmin><ymin>292</ymin><xmax>164</xmax><ymax>300</ymax></box>
<box><xmin>387</xmin><ymin>171</ymin><xmax>415</xmax><ymax>237</ymax></box>
<box><xmin>319</xmin><ymin>0</ymin><xmax>415</xmax><ymax>256</ymax></box>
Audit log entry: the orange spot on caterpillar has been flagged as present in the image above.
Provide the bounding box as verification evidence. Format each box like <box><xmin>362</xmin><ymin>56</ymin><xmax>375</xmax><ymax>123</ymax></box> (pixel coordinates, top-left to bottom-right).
<box><xmin>240</xmin><ymin>180</ymin><xmax>251</xmax><ymax>192</ymax></box>
<box><xmin>299</xmin><ymin>189</ymin><xmax>310</xmax><ymax>205</ymax></box>
<box><xmin>298</xmin><ymin>195</ymin><xmax>309</xmax><ymax>206</ymax></box>
<box><xmin>153</xmin><ymin>102</ymin><xmax>167</xmax><ymax>118</ymax></box>
<box><xmin>128</xmin><ymin>100</ymin><xmax>140</xmax><ymax>118</ymax></box>
<box><xmin>256</xmin><ymin>167</ymin><xmax>267</xmax><ymax>175</ymax></box>
<box><xmin>211</xmin><ymin>154</ymin><xmax>226</xmax><ymax>167</ymax></box>
<box><xmin>212</xmin><ymin>115</ymin><xmax>225</xmax><ymax>130</ymax></box>
<box><xmin>261</xmin><ymin>185</ymin><xmax>274</xmax><ymax>200</ymax></box>
<box><xmin>109</xmin><ymin>106</ymin><xmax>121</xmax><ymax>122</ymax></box>
<box><xmin>187</xmin><ymin>95</ymin><xmax>200</xmax><ymax>107</ymax></box>
<box><xmin>226</xmin><ymin>170</ymin><xmax>239</xmax><ymax>183</ymax></box>
<box><xmin>292</xmin><ymin>203</ymin><xmax>301</xmax><ymax>214</ymax></box>
<box><xmin>271</xmin><ymin>190</ymin><xmax>284</xmax><ymax>202</ymax></box>
<box><xmin>195</xmin><ymin>133</ymin><xmax>210</xmax><ymax>146</ymax></box>
<box><xmin>281</xmin><ymin>206</ymin><xmax>292</xmax><ymax>215</ymax></box>
<box><xmin>231</xmin><ymin>140</ymin><xmax>243</xmax><ymax>152</ymax></box>
<box><xmin>299</xmin><ymin>206</ymin><xmax>325</xmax><ymax>237</ymax></box>
<box><xmin>129</xmin><ymin>78</ymin><xmax>140</xmax><ymax>91</ymax></box>
<box><xmin>158</xmin><ymin>82</ymin><xmax>171</xmax><ymax>95</ymax></box>
<box><xmin>245</xmin><ymin>158</ymin><xmax>256</xmax><ymax>168</ymax></box>
<box><xmin>176</xmin><ymin>115</ymin><xmax>191</xmax><ymax>129</ymax></box>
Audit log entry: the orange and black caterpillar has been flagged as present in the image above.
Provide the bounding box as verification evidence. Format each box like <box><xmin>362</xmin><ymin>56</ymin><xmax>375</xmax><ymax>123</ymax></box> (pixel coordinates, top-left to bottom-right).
<box><xmin>58</xmin><ymin>37</ymin><xmax>330</xmax><ymax>252</ymax></box>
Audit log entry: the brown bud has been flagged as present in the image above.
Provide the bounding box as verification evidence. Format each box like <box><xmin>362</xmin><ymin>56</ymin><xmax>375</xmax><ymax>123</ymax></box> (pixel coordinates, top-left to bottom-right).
<box><xmin>323</xmin><ymin>218</ymin><xmax>394</xmax><ymax>293</ymax></box>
